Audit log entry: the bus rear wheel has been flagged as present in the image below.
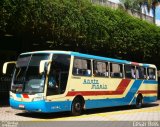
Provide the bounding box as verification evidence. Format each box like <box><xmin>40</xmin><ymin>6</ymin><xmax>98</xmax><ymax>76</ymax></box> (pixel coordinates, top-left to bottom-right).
<box><xmin>136</xmin><ymin>95</ymin><xmax>143</xmax><ymax>109</ymax></box>
<box><xmin>71</xmin><ymin>97</ymin><xmax>83</xmax><ymax>116</ymax></box>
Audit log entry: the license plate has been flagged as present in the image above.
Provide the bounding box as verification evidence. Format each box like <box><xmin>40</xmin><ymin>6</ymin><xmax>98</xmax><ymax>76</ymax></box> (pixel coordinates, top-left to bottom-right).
<box><xmin>19</xmin><ymin>104</ymin><xmax>25</xmax><ymax>108</ymax></box>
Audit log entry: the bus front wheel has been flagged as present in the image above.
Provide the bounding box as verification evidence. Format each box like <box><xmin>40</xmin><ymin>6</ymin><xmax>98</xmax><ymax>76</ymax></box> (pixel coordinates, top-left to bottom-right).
<box><xmin>136</xmin><ymin>95</ymin><xmax>143</xmax><ymax>109</ymax></box>
<box><xmin>71</xmin><ymin>97</ymin><xmax>83</xmax><ymax>116</ymax></box>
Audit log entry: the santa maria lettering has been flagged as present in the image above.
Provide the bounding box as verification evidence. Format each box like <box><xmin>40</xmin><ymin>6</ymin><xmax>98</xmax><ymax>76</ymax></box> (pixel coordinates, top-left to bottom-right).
<box><xmin>83</xmin><ymin>79</ymin><xmax>107</xmax><ymax>89</ymax></box>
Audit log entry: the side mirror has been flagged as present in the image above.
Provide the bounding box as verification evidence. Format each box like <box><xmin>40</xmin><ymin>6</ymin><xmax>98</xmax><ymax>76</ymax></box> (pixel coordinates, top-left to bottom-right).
<box><xmin>3</xmin><ymin>61</ymin><xmax>16</xmax><ymax>74</ymax></box>
<box><xmin>39</xmin><ymin>60</ymin><xmax>51</xmax><ymax>74</ymax></box>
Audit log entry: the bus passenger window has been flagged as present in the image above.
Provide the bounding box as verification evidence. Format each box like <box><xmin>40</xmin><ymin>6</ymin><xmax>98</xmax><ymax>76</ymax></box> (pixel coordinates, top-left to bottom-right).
<box><xmin>73</xmin><ymin>57</ymin><xmax>91</xmax><ymax>76</ymax></box>
<box><xmin>73</xmin><ymin>58</ymin><xmax>81</xmax><ymax>75</ymax></box>
<box><xmin>136</xmin><ymin>67</ymin><xmax>146</xmax><ymax>79</ymax></box>
<box><xmin>93</xmin><ymin>61</ymin><xmax>109</xmax><ymax>77</ymax></box>
<box><xmin>125</xmin><ymin>65</ymin><xmax>135</xmax><ymax>79</ymax></box>
<box><xmin>147</xmin><ymin>68</ymin><xmax>156</xmax><ymax>80</ymax></box>
<box><xmin>110</xmin><ymin>63</ymin><xmax>123</xmax><ymax>78</ymax></box>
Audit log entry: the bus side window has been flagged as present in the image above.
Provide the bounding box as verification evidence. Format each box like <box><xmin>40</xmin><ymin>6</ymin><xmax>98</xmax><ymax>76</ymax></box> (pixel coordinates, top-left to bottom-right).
<box><xmin>73</xmin><ymin>57</ymin><xmax>91</xmax><ymax>76</ymax></box>
<box><xmin>73</xmin><ymin>58</ymin><xmax>81</xmax><ymax>75</ymax></box>
<box><xmin>147</xmin><ymin>68</ymin><xmax>156</xmax><ymax>80</ymax></box>
<box><xmin>93</xmin><ymin>61</ymin><xmax>109</xmax><ymax>77</ymax></box>
<box><xmin>125</xmin><ymin>65</ymin><xmax>135</xmax><ymax>79</ymax></box>
<box><xmin>136</xmin><ymin>66</ymin><xmax>146</xmax><ymax>79</ymax></box>
<box><xmin>110</xmin><ymin>63</ymin><xmax>123</xmax><ymax>78</ymax></box>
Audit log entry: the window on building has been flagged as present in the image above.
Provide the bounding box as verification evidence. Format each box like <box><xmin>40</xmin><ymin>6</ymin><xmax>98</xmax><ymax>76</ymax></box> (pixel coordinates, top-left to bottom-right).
<box><xmin>93</xmin><ymin>60</ymin><xmax>109</xmax><ymax>77</ymax></box>
<box><xmin>72</xmin><ymin>57</ymin><xmax>91</xmax><ymax>76</ymax></box>
<box><xmin>110</xmin><ymin>63</ymin><xmax>123</xmax><ymax>78</ymax></box>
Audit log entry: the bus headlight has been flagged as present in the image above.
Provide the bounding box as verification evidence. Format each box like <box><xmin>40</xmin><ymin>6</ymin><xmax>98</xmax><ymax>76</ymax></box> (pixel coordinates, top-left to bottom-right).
<box><xmin>33</xmin><ymin>96</ymin><xmax>44</xmax><ymax>101</ymax></box>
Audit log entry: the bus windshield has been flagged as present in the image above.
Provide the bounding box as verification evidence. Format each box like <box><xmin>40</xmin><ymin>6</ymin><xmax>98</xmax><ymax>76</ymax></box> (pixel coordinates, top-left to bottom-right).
<box><xmin>11</xmin><ymin>53</ymin><xmax>50</xmax><ymax>94</ymax></box>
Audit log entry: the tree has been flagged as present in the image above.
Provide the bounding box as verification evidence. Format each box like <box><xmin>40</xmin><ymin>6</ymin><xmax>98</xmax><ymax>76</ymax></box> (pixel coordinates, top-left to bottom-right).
<box><xmin>0</xmin><ymin>0</ymin><xmax>160</xmax><ymax>68</ymax></box>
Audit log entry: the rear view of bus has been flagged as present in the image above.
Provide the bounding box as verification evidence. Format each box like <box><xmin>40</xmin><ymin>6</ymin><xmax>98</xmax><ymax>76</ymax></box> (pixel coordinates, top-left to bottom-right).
<box><xmin>3</xmin><ymin>51</ymin><xmax>71</xmax><ymax>113</ymax></box>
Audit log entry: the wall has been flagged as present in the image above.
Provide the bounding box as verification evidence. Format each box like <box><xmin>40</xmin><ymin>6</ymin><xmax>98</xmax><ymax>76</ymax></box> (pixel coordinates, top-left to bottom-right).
<box><xmin>91</xmin><ymin>0</ymin><xmax>154</xmax><ymax>24</ymax></box>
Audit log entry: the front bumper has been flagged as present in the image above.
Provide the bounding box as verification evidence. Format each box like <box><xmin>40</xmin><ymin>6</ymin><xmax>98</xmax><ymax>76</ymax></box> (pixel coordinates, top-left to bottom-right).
<box><xmin>10</xmin><ymin>98</ymin><xmax>71</xmax><ymax>113</ymax></box>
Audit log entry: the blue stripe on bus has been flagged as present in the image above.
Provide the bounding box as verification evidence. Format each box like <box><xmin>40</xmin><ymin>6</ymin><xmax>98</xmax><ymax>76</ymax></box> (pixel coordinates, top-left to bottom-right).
<box><xmin>71</xmin><ymin>52</ymin><xmax>130</xmax><ymax>64</ymax></box>
<box><xmin>21</xmin><ymin>51</ymin><xmax>71</xmax><ymax>55</ymax></box>
<box><xmin>10</xmin><ymin>95</ymin><xmax>157</xmax><ymax>113</ymax></box>
<box><xmin>125</xmin><ymin>80</ymin><xmax>142</xmax><ymax>101</ymax></box>
<box><xmin>10</xmin><ymin>80</ymin><xmax>157</xmax><ymax>112</ymax></box>
<box><xmin>21</xmin><ymin>51</ymin><xmax>156</xmax><ymax>67</ymax></box>
<box><xmin>85</xmin><ymin>80</ymin><xmax>142</xmax><ymax>109</ymax></box>
<box><xmin>10</xmin><ymin>98</ymin><xmax>72</xmax><ymax>113</ymax></box>
<box><xmin>11</xmin><ymin>80</ymin><xmax>143</xmax><ymax>112</ymax></box>
<box><xmin>143</xmin><ymin>96</ymin><xmax>157</xmax><ymax>102</ymax></box>
<box><xmin>16</xmin><ymin>94</ymin><xmax>21</xmax><ymax>98</ymax></box>
<box><xmin>131</xmin><ymin>96</ymin><xmax>157</xmax><ymax>104</ymax></box>
<box><xmin>71</xmin><ymin>52</ymin><xmax>155</xmax><ymax>67</ymax></box>
<box><xmin>143</xmin><ymin>64</ymin><xmax>150</xmax><ymax>67</ymax></box>
<box><xmin>85</xmin><ymin>96</ymin><xmax>157</xmax><ymax>109</ymax></box>
<box><xmin>143</xmin><ymin>80</ymin><xmax>158</xmax><ymax>84</ymax></box>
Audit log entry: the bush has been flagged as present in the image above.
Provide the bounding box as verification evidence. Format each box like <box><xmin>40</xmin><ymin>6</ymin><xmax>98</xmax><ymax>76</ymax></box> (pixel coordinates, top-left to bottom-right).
<box><xmin>0</xmin><ymin>0</ymin><xmax>160</xmax><ymax>68</ymax></box>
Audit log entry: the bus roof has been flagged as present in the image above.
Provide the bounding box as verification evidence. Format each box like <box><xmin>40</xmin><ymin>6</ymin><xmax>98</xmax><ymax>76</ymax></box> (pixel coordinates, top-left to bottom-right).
<box><xmin>20</xmin><ymin>50</ymin><xmax>156</xmax><ymax>68</ymax></box>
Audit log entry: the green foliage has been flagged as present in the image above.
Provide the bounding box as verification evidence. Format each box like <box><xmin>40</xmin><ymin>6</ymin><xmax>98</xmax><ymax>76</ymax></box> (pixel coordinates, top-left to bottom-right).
<box><xmin>120</xmin><ymin>0</ymin><xmax>135</xmax><ymax>10</ymax></box>
<box><xmin>0</xmin><ymin>0</ymin><xmax>160</xmax><ymax>68</ymax></box>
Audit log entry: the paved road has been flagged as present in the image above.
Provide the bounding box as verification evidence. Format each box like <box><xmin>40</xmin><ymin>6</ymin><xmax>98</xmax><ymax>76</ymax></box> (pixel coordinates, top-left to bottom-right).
<box><xmin>0</xmin><ymin>100</ymin><xmax>160</xmax><ymax>121</ymax></box>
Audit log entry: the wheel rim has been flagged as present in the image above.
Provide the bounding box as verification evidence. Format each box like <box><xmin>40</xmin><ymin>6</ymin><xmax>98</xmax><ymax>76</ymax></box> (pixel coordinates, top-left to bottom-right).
<box><xmin>139</xmin><ymin>99</ymin><xmax>142</xmax><ymax>107</ymax></box>
<box><xmin>137</xmin><ymin>97</ymin><xmax>142</xmax><ymax>107</ymax></box>
<box><xmin>74</xmin><ymin>102</ymin><xmax>81</xmax><ymax>111</ymax></box>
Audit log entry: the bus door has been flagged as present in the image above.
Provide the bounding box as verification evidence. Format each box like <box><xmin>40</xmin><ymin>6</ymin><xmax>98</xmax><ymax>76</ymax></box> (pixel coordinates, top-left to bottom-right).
<box><xmin>46</xmin><ymin>54</ymin><xmax>71</xmax><ymax>98</ymax></box>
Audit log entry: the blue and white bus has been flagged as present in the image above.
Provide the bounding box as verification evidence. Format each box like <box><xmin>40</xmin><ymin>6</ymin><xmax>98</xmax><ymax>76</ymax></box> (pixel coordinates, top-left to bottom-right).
<box><xmin>3</xmin><ymin>50</ymin><xmax>158</xmax><ymax>115</ymax></box>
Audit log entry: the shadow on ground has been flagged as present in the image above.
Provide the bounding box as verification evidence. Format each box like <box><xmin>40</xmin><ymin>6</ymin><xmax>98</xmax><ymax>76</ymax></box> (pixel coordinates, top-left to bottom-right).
<box><xmin>15</xmin><ymin>102</ymin><xmax>159</xmax><ymax>120</ymax></box>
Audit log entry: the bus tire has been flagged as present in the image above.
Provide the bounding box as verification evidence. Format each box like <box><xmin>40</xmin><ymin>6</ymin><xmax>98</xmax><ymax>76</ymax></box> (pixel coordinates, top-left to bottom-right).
<box><xmin>136</xmin><ymin>95</ymin><xmax>143</xmax><ymax>109</ymax></box>
<box><xmin>71</xmin><ymin>97</ymin><xmax>83</xmax><ymax>116</ymax></box>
